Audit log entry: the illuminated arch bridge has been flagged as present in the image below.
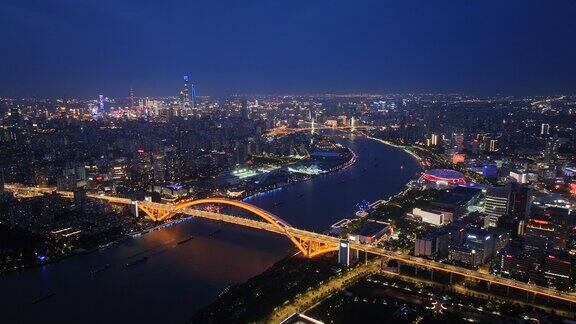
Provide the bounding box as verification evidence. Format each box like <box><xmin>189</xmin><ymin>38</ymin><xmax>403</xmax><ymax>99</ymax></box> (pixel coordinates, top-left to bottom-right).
<box><xmin>3</xmin><ymin>184</ymin><xmax>338</xmax><ymax>257</ymax></box>
<box><xmin>136</xmin><ymin>198</ymin><xmax>340</xmax><ymax>257</ymax></box>
<box><xmin>6</xmin><ymin>184</ymin><xmax>576</xmax><ymax>306</ymax></box>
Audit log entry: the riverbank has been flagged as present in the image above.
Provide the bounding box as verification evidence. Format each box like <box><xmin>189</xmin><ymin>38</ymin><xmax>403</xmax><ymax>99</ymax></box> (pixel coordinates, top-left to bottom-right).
<box><xmin>0</xmin><ymin>143</ymin><xmax>356</xmax><ymax>277</ymax></box>
<box><xmin>0</xmin><ymin>136</ymin><xmax>421</xmax><ymax>323</ymax></box>
<box><xmin>241</xmin><ymin>146</ymin><xmax>357</xmax><ymax>201</ymax></box>
<box><xmin>365</xmin><ymin>135</ymin><xmax>422</xmax><ymax>162</ymax></box>
<box><xmin>190</xmin><ymin>254</ymin><xmax>343</xmax><ymax>323</ymax></box>
<box><xmin>191</xmin><ymin>137</ymin><xmax>424</xmax><ymax>321</ymax></box>
<box><xmin>267</xmin><ymin>258</ymin><xmax>381</xmax><ymax>323</ymax></box>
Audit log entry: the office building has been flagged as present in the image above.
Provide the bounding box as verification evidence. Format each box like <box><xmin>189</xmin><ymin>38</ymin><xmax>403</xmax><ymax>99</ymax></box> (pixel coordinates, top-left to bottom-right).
<box><xmin>110</xmin><ymin>159</ymin><xmax>130</xmax><ymax>183</ymax></box>
<box><xmin>348</xmin><ymin>221</ymin><xmax>389</xmax><ymax>244</ymax></box>
<box><xmin>412</xmin><ymin>207</ymin><xmax>453</xmax><ymax>226</ymax></box>
<box><xmin>541</xmin><ymin>251</ymin><xmax>572</xmax><ymax>286</ymax></box>
<box><xmin>509</xmin><ymin>171</ymin><xmax>528</xmax><ymax>184</ymax></box>
<box><xmin>541</xmin><ymin>123</ymin><xmax>550</xmax><ymax>136</ymax></box>
<box><xmin>449</xmin><ymin>245</ymin><xmax>483</xmax><ymax>267</ymax></box>
<box><xmin>546</xmin><ymin>207</ymin><xmax>571</xmax><ymax>250</ymax></box>
<box><xmin>191</xmin><ymin>83</ymin><xmax>197</xmax><ymax>108</ymax></box>
<box><xmin>483</xmin><ymin>186</ymin><xmax>510</xmax><ymax>228</ymax></box>
<box><xmin>500</xmin><ymin>248</ymin><xmax>542</xmax><ymax>282</ymax></box>
<box><xmin>430</xmin><ymin>186</ymin><xmax>482</xmax><ymax>219</ymax></box>
<box><xmin>491</xmin><ymin>229</ymin><xmax>510</xmax><ymax>254</ymax></box>
<box><xmin>465</xmin><ymin>229</ymin><xmax>496</xmax><ymax>264</ymax></box>
<box><xmin>152</xmin><ymin>154</ymin><xmax>167</xmax><ymax>182</ymax></box>
<box><xmin>499</xmin><ymin>183</ymin><xmax>533</xmax><ymax>235</ymax></box>
<box><xmin>509</xmin><ymin>184</ymin><xmax>532</xmax><ymax>220</ymax></box>
<box><xmin>489</xmin><ymin>139</ymin><xmax>498</xmax><ymax>152</ymax></box>
<box><xmin>443</xmin><ymin>223</ymin><xmax>467</xmax><ymax>246</ymax></box>
<box><xmin>414</xmin><ymin>229</ymin><xmax>449</xmax><ymax>259</ymax></box>
<box><xmin>98</xmin><ymin>94</ymin><xmax>105</xmax><ymax>112</ymax></box>
<box><xmin>338</xmin><ymin>240</ymin><xmax>350</xmax><ymax>267</ymax></box>
<box><xmin>524</xmin><ymin>217</ymin><xmax>556</xmax><ymax>251</ymax></box>
<box><xmin>129</xmin><ymin>87</ymin><xmax>135</xmax><ymax>109</ymax></box>
<box><xmin>431</xmin><ymin>134</ymin><xmax>439</xmax><ymax>146</ymax></box>
<box><xmin>179</xmin><ymin>75</ymin><xmax>192</xmax><ymax>116</ymax></box>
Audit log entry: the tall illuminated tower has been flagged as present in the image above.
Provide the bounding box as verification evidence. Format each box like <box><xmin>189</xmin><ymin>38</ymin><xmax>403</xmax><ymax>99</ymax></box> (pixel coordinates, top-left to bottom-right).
<box><xmin>311</xmin><ymin>118</ymin><xmax>316</xmax><ymax>135</ymax></box>
<box><xmin>129</xmin><ymin>87</ymin><xmax>135</xmax><ymax>109</ymax></box>
<box><xmin>308</xmin><ymin>108</ymin><xmax>315</xmax><ymax>133</ymax></box>
<box><xmin>180</xmin><ymin>75</ymin><xmax>192</xmax><ymax>116</ymax></box>
<box><xmin>99</xmin><ymin>95</ymin><xmax>105</xmax><ymax>112</ymax></box>
<box><xmin>191</xmin><ymin>83</ymin><xmax>197</xmax><ymax>108</ymax></box>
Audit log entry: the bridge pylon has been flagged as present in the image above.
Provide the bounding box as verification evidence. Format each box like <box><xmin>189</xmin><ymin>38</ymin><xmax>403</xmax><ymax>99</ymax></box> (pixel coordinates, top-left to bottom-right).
<box><xmin>289</xmin><ymin>235</ymin><xmax>339</xmax><ymax>258</ymax></box>
<box><xmin>138</xmin><ymin>204</ymin><xmax>172</xmax><ymax>221</ymax></box>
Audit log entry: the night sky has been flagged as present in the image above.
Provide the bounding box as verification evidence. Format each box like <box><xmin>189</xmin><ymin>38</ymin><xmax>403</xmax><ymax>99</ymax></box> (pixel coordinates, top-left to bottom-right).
<box><xmin>1</xmin><ymin>0</ymin><xmax>575</xmax><ymax>97</ymax></box>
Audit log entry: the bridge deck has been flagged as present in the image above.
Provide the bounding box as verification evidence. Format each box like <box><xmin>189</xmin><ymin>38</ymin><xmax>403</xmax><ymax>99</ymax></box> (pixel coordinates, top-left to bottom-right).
<box><xmin>5</xmin><ymin>184</ymin><xmax>576</xmax><ymax>305</ymax></box>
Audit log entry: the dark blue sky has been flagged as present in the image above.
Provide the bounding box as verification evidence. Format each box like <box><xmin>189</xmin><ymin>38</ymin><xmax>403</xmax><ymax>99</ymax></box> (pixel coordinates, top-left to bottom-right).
<box><xmin>1</xmin><ymin>0</ymin><xmax>575</xmax><ymax>97</ymax></box>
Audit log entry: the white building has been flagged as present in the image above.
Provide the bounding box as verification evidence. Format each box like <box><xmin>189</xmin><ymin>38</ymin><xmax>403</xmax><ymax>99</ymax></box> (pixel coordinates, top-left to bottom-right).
<box><xmin>483</xmin><ymin>187</ymin><xmax>510</xmax><ymax>228</ymax></box>
<box><xmin>412</xmin><ymin>207</ymin><xmax>453</xmax><ymax>226</ymax></box>
<box><xmin>509</xmin><ymin>170</ymin><xmax>528</xmax><ymax>184</ymax></box>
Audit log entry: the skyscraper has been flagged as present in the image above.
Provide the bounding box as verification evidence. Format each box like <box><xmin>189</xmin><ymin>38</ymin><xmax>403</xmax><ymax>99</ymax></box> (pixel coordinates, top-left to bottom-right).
<box><xmin>546</xmin><ymin>207</ymin><xmax>571</xmax><ymax>250</ymax></box>
<box><xmin>191</xmin><ymin>83</ymin><xmax>197</xmax><ymax>108</ymax></box>
<box><xmin>509</xmin><ymin>183</ymin><xmax>532</xmax><ymax>221</ymax></box>
<box><xmin>99</xmin><ymin>95</ymin><xmax>105</xmax><ymax>112</ymax></box>
<box><xmin>501</xmin><ymin>183</ymin><xmax>533</xmax><ymax>236</ymax></box>
<box><xmin>489</xmin><ymin>139</ymin><xmax>498</xmax><ymax>152</ymax></box>
<box><xmin>431</xmin><ymin>134</ymin><xmax>439</xmax><ymax>146</ymax></box>
<box><xmin>240</xmin><ymin>99</ymin><xmax>250</xmax><ymax>119</ymax></box>
<box><xmin>180</xmin><ymin>75</ymin><xmax>192</xmax><ymax>116</ymax></box>
<box><xmin>541</xmin><ymin>123</ymin><xmax>550</xmax><ymax>136</ymax></box>
<box><xmin>129</xmin><ymin>87</ymin><xmax>135</xmax><ymax>109</ymax></box>
<box><xmin>524</xmin><ymin>217</ymin><xmax>555</xmax><ymax>251</ymax></box>
<box><xmin>484</xmin><ymin>186</ymin><xmax>511</xmax><ymax>228</ymax></box>
<box><xmin>338</xmin><ymin>240</ymin><xmax>350</xmax><ymax>267</ymax></box>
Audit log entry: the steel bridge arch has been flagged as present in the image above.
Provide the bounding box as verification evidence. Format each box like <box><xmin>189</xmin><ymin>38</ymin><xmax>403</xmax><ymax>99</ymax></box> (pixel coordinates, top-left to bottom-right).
<box><xmin>159</xmin><ymin>198</ymin><xmax>329</xmax><ymax>256</ymax></box>
<box><xmin>164</xmin><ymin>198</ymin><xmax>290</xmax><ymax>225</ymax></box>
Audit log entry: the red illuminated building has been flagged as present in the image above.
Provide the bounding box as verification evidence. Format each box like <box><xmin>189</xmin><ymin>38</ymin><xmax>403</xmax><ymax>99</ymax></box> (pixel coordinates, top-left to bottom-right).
<box><xmin>421</xmin><ymin>169</ymin><xmax>466</xmax><ymax>185</ymax></box>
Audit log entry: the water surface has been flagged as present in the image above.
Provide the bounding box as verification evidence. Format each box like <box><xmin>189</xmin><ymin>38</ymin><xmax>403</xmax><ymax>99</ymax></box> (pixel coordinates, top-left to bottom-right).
<box><xmin>0</xmin><ymin>135</ymin><xmax>420</xmax><ymax>323</ymax></box>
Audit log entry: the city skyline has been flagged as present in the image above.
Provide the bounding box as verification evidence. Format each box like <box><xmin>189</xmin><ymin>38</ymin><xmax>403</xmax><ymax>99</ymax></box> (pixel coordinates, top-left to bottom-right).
<box><xmin>2</xmin><ymin>92</ymin><xmax>576</xmax><ymax>322</ymax></box>
<box><xmin>2</xmin><ymin>2</ymin><xmax>576</xmax><ymax>323</ymax></box>
<box><xmin>1</xmin><ymin>1</ymin><xmax>576</xmax><ymax>97</ymax></box>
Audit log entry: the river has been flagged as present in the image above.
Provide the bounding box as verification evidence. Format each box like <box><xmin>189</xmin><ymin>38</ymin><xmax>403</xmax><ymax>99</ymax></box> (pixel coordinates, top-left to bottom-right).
<box><xmin>0</xmin><ymin>135</ymin><xmax>420</xmax><ymax>323</ymax></box>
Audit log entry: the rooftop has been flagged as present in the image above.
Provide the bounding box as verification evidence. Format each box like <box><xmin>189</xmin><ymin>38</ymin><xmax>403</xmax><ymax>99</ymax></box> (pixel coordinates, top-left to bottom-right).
<box><xmin>351</xmin><ymin>221</ymin><xmax>388</xmax><ymax>237</ymax></box>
